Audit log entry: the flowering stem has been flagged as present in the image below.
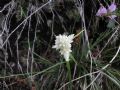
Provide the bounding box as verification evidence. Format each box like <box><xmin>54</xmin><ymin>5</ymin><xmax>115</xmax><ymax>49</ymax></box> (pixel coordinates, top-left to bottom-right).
<box><xmin>66</xmin><ymin>61</ymin><xmax>72</xmax><ymax>90</ymax></box>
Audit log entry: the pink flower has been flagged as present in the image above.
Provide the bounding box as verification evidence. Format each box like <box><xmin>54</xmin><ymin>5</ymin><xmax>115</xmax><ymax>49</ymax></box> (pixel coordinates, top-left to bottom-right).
<box><xmin>108</xmin><ymin>2</ymin><xmax>116</xmax><ymax>12</ymax></box>
<box><xmin>96</xmin><ymin>6</ymin><xmax>107</xmax><ymax>16</ymax></box>
<box><xmin>108</xmin><ymin>2</ymin><xmax>117</xmax><ymax>19</ymax></box>
<box><xmin>96</xmin><ymin>3</ymin><xmax>117</xmax><ymax>19</ymax></box>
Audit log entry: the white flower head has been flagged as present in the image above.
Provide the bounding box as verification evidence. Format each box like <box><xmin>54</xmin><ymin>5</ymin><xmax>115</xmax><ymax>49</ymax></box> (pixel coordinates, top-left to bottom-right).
<box><xmin>52</xmin><ymin>34</ymin><xmax>74</xmax><ymax>61</ymax></box>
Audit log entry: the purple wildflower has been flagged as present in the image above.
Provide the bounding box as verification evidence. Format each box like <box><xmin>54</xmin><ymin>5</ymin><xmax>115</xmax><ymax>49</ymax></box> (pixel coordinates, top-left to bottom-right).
<box><xmin>108</xmin><ymin>2</ymin><xmax>116</xmax><ymax>12</ymax></box>
<box><xmin>108</xmin><ymin>2</ymin><xmax>117</xmax><ymax>19</ymax></box>
<box><xmin>96</xmin><ymin>6</ymin><xmax>107</xmax><ymax>16</ymax></box>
